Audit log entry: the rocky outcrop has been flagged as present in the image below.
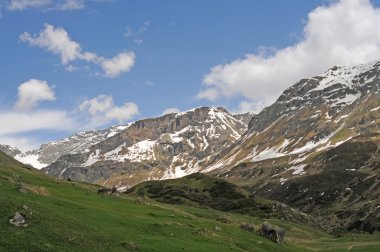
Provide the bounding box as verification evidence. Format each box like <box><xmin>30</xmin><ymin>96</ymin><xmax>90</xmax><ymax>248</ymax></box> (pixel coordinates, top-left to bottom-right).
<box><xmin>9</xmin><ymin>212</ymin><xmax>26</xmax><ymax>227</ymax></box>
<box><xmin>260</xmin><ymin>221</ymin><xmax>285</xmax><ymax>243</ymax></box>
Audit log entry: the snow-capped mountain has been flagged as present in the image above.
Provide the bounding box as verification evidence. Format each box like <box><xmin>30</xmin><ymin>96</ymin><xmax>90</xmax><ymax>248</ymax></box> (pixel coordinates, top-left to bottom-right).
<box><xmin>201</xmin><ymin>61</ymin><xmax>380</xmax><ymax>233</ymax></box>
<box><xmin>0</xmin><ymin>144</ymin><xmax>22</xmax><ymax>158</ymax></box>
<box><xmin>206</xmin><ymin>60</ymin><xmax>380</xmax><ymax>182</ymax></box>
<box><xmin>42</xmin><ymin>107</ymin><xmax>253</xmax><ymax>189</ymax></box>
<box><xmin>13</xmin><ymin>125</ymin><xmax>130</xmax><ymax>169</ymax></box>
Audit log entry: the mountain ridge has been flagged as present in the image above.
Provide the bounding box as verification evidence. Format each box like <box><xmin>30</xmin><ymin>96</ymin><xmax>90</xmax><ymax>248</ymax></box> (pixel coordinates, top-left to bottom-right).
<box><xmin>40</xmin><ymin>107</ymin><xmax>253</xmax><ymax>189</ymax></box>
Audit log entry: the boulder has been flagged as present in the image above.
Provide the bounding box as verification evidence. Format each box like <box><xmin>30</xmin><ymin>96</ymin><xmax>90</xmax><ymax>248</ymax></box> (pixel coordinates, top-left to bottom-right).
<box><xmin>9</xmin><ymin>212</ymin><xmax>26</xmax><ymax>226</ymax></box>
<box><xmin>260</xmin><ymin>221</ymin><xmax>285</xmax><ymax>243</ymax></box>
<box><xmin>18</xmin><ymin>187</ymin><xmax>27</xmax><ymax>194</ymax></box>
<box><xmin>240</xmin><ymin>223</ymin><xmax>255</xmax><ymax>232</ymax></box>
<box><xmin>97</xmin><ymin>187</ymin><xmax>117</xmax><ymax>195</ymax></box>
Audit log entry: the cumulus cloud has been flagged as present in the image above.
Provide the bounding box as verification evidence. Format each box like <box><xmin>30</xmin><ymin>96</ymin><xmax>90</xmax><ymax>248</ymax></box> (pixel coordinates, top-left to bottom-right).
<box><xmin>161</xmin><ymin>107</ymin><xmax>180</xmax><ymax>116</ymax></box>
<box><xmin>105</xmin><ymin>103</ymin><xmax>139</xmax><ymax>122</ymax></box>
<box><xmin>20</xmin><ymin>24</ymin><xmax>81</xmax><ymax>64</ymax></box>
<box><xmin>20</xmin><ymin>23</ymin><xmax>135</xmax><ymax>77</ymax></box>
<box><xmin>198</xmin><ymin>0</ymin><xmax>380</xmax><ymax>112</ymax></box>
<box><xmin>100</xmin><ymin>52</ymin><xmax>136</xmax><ymax>77</ymax></box>
<box><xmin>16</xmin><ymin>79</ymin><xmax>56</xmax><ymax>111</ymax></box>
<box><xmin>79</xmin><ymin>95</ymin><xmax>139</xmax><ymax>126</ymax></box>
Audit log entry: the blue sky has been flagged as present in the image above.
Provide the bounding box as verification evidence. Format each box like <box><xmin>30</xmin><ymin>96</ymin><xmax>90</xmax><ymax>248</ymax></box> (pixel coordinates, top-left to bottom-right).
<box><xmin>1</xmin><ymin>0</ymin><xmax>380</xmax><ymax>150</ymax></box>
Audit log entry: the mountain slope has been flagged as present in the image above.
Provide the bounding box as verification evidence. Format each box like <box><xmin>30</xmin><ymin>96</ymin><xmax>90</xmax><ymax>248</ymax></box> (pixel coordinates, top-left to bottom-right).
<box><xmin>0</xmin><ymin>144</ymin><xmax>22</xmax><ymax>158</ymax></box>
<box><xmin>43</xmin><ymin>107</ymin><xmax>253</xmax><ymax>189</ymax></box>
<box><xmin>206</xmin><ymin>61</ymin><xmax>380</xmax><ymax>179</ymax></box>
<box><xmin>202</xmin><ymin>61</ymin><xmax>380</xmax><ymax>234</ymax></box>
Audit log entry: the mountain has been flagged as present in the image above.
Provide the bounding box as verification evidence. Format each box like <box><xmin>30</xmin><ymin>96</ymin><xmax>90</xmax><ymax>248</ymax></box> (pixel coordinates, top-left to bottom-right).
<box><xmin>42</xmin><ymin>107</ymin><xmax>253</xmax><ymax>189</ymax></box>
<box><xmin>206</xmin><ymin>61</ymin><xmax>380</xmax><ymax>177</ymax></box>
<box><xmin>204</xmin><ymin>61</ymin><xmax>380</xmax><ymax>233</ymax></box>
<box><xmin>0</xmin><ymin>144</ymin><xmax>22</xmax><ymax>157</ymax></box>
<box><xmin>12</xmin><ymin>125</ymin><xmax>130</xmax><ymax>169</ymax></box>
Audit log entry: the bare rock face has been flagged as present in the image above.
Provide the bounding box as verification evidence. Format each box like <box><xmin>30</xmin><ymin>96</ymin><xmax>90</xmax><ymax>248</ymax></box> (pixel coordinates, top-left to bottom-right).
<box><xmin>42</xmin><ymin>107</ymin><xmax>253</xmax><ymax>189</ymax></box>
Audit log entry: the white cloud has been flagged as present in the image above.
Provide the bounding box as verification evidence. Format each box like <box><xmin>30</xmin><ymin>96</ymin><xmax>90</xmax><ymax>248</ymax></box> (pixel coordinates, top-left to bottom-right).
<box><xmin>0</xmin><ymin>109</ymin><xmax>76</xmax><ymax>151</ymax></box>
<box><xmin>7</xmin><ymin>0</ymin><xmax>51</xmax><ymax>11</ymax></box>
<box><xmin>195</xmin><ymin>88</ymin><xmax>219</xmax><ymax>101</ymax></box>
<box><xmin>100</xmin><ymin>52</ymin><xmax>135</xmax><ymax>77</ymax></box>
<box><xmin>79</xmin><ymin>95</ymin><xmax>139</xmax><ymax>125</ymax></box>
<box><xmin>20</xmin><ymin>23</ymin><xmax>135</xmax><ymax>77</ymax></box>
<box><xmin>79</xmin><ymin>95</ymin><xmax>114</xmax><ymax>115</ymax></box>
<box><xmin>105</xmin><ymin>102</ymin><xmax>139</xmax><ymax>122</ymax></box>
<box><xmin>16</xmin><ymin>79</ymin><xmax>56</xmax><ymax>111</ymax></box>
<box><xmin>0</xmin><ymin>79</ymin><xmax>78</xmax><ymax>150</ymax></box>
<box><xmin>198</xmin><ymin>0</ymin><xmax>380</xmax><ymax>112</ymax></box>
<box><xmin>161</xmin><ymin>107</ymin><xmax>180</xmax><ymax>116</ymax></box>
<box><xmin>0</xmin><ymin>110</ymin><xmax>74</xmax><ymax>136</ymax></box>
<box><xmin>20</xmin><ymin>24</ymin><xmax>81</xmax><ymax>64</ymax></box>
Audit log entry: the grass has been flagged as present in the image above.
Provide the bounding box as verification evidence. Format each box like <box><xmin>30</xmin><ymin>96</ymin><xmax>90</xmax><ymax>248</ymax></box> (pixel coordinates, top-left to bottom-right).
<box><xmin>0</xmin><ymin>152</ymin><xmax>379</xmax><ymax>251</ymax></box>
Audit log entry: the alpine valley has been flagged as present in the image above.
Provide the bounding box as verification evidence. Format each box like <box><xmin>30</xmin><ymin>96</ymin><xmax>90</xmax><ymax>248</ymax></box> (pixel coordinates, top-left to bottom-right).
<box><xmin>1</xmin><ymin>61</ymin><xmax>380</xmax><ymax>250</ymax></box>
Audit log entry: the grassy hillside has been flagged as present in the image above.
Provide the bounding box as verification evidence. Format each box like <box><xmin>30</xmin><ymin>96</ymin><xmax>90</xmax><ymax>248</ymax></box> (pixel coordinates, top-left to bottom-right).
<box><xmin>0</xmin><ymin>151</ymin><xmax>379</xmax><ymax>251</ymax></box>
<box><xmin>126</xmin><ymin>173</ymin><xmax>324</xmax><ymax>229</ymax></box>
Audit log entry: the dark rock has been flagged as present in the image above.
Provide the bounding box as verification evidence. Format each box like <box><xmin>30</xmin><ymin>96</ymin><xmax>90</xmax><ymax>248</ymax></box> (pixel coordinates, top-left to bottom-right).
<box><xmin>260</xmin><ymin>221</ymin><xmax>285</xmax><ymax>243</ymax></box>
<box><xmin>18</xmin><ymin>186</ymin><xmax>27</xmax><ymax>194</ymax></box>
<box><xmin>97</xmin><ymin>187</ymin><xmax>117</xmax><ymax>195</ymax></box>
<box><xmin>9</xmin><ymin>212</ymin><xmax>26</xmax><ymax>226</ymax></box>
<box><xmin>240</xmin><ymin>223</ymin><xmax>255</xmax><ymax>232</ymax></box>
